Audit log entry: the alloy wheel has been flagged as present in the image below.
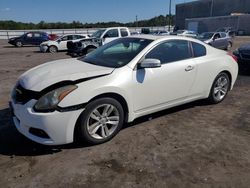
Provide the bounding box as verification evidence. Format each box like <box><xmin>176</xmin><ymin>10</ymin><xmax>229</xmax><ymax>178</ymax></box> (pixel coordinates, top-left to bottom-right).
<box><xmin>213</xmin><ymin>75</ymin><xmax>229</xmax><ymax>101</ymax></box>
<box><xmin>86</xmin><ymin>104</ymin><xmax>120</xmax><ymax>140</ymax></box>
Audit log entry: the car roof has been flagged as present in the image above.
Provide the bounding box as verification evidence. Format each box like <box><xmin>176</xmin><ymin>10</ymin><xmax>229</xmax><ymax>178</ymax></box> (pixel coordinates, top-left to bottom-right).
<box><xmin>202</xmin><ymin>32</ymin><xmax>215</xmax><ymax>34</ymax></box>
<box><xmin>127</xmin><ymin>34</ymin><xmax>198</xmax><ymax>41</ymax></box>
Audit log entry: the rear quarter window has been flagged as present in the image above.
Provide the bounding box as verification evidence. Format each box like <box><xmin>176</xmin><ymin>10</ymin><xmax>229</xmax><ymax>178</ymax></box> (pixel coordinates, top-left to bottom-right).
<box><xmin>220</xmin><ymin>33</ymin><xmax>226</xmax><ymax>38</ymax></box>
<box><xmin>121</xmin><ymin>29</ymin><xmax>129</xmax><ymax>37</ymax></box>
<box><xmin>191</xmin><ymin>42</ymin><xmax>206</xmax><ymax>57</ymax></box>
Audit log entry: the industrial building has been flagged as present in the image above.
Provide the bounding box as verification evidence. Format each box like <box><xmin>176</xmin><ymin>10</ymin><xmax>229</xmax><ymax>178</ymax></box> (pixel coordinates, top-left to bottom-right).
<box><xmin>175</xmin><ymin>0</ymin><xmax>250</xmax><ymax>34</ymax></box>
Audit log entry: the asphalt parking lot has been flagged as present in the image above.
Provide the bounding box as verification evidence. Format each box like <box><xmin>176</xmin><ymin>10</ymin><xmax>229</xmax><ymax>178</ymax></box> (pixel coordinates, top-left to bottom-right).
<box><xmin>0</xmin><ymin>37</ymin><xmax>250</xmax><ymax>188</ymax></box>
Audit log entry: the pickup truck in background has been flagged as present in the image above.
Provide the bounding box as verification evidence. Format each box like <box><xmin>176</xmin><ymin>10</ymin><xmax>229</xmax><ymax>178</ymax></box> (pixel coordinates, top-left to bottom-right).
<box><xmin>67</xmin><ymin>27</ymin><xmax>130</xmax><ymax>57</ymax></box>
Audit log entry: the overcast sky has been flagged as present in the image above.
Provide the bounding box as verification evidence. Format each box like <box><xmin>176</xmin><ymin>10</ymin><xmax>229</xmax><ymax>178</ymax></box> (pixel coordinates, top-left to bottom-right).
<box><xmin>0</xmin><ymin>0</ymin><xmax>195</xmax><ymax>23</ymax></box>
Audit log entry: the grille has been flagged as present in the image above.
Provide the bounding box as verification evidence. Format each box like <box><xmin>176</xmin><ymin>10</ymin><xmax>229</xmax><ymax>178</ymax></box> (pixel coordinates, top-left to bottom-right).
<box><xmin>13</xmin><ymin>84</ymin><xmax>40</xmax><ymax>104</ymax></box>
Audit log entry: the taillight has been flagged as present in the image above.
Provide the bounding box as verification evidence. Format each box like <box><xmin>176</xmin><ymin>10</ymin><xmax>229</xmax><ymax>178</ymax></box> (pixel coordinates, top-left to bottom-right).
<box><xmin>227</xmin><ymin>52</ymin><xmax>238</xmax><ymax>62</ymax></box>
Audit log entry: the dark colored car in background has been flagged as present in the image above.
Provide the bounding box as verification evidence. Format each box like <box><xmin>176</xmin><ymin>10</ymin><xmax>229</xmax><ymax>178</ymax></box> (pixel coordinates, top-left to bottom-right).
<box><xmin>8</xmin><ymin>31</ymin><xmax>50</xmax><ymax>47</ymax></box>
<box><xmin>233</xmin><ymin>43</ymin><xmax>250</xmax><ymax>63</ymax></box>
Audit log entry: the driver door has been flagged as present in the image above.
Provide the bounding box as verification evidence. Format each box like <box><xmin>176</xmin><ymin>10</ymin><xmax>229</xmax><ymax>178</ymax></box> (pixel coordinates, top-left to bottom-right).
<box><xmin>212</xmin><ymin>33</ymin><xmax>223</xmax><ymax>49</ymax></box>
<box><xmin>58</xmin><ymin>35</ymin><xmax>72</xmax><ymax>50</ymax></box>
<box><xmin>132</xmin><ymin>40</ymin><xmax>197</xmax><ymax>113</ymax></box>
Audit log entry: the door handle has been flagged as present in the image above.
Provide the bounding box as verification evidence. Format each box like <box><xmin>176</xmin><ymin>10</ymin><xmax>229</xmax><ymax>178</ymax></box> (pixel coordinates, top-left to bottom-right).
<box><xmin>185</xmin><ymin>65</ymin><xmax>194</xmax><ymax>72</ymax></box>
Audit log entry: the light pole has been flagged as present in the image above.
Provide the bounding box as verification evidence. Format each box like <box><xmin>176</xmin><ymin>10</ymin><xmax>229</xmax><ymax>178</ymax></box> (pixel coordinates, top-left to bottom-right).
<box><xmin>136</xmin><ymin>15</ymin><xmax>138</xmax><ymax>28</ymax></box>
<box><xmin>168</xmin><ymin>0</ymin><xmax>172</xmax><ymax>32</ymax></box>
<box><xmin>210</xmin><ymin>0</ymin><xmax>214</xmax><ymax>17</ymax></box>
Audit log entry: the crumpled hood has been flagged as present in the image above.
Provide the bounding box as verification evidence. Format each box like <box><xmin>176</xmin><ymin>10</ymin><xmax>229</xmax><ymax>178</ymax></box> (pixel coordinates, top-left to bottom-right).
<box><xmin>18</xmin><ymin>58</ymin><xmax>114</xmax><ymax>91</ymax></box>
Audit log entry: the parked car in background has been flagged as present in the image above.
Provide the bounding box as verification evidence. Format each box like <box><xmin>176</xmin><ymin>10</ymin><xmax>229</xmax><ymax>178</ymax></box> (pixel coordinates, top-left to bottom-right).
<box><xmin>67</xmin><ymin>27</ymin><xmax>130</xmax><ymax>57</ymax></box>
<box><xmin>233</xmin><ymin>43</ymin><xmax>250</xmax><ymax>66</ymax></box>
<box><xmin>151</xmin><ymin>30</ymin><xmax>170</xmax><ymax>36</ymax></box>
<box><xmin>40</xmin><ymin>34</ymin><xmax>88</xmax><ymax>53</ymax></box>
<box><xmin>130</xmin><ymin>31</ymin><xmax>141</xmax><ymax>35</ymax></box>
<box><xmin>8</xmin><ymin>31</ymin><xmax>49</xmax><ymax>47</ymax></box>
<box><xmin>197</xmin><ymin>32</ymin><xmax>233</xmax><ymax>50</ymax></box>
<box><xmin>48</xmin><ymin>34</ymin><xmax>58</xmax><ymax>40</ymax></box>
<box><xmin>10</xmin><ymin>35</ymin><xmax>238</xmax><ymax>145</ymax></box>
<box><xmin>216</xmin><ymin>27</ymin><xmax>237</xmax><ymax>37</ymax></box>
<box><xmin>177</xmin><ymin>30</ymin><xmax>198</xmax><ymax>38</ymax></box>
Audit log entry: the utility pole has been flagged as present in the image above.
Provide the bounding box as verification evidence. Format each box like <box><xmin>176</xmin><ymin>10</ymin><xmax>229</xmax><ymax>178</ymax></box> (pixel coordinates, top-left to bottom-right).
<box><xmin>168</xmin><ymin>0</ymin><xmax>172</xmax><ymax>32</ymax></box>
<box><xmin>210</xmin><ymin>0</ymin><xmax>214</xmax><ymax>17</ymax></box>
<box><xmin>136</xmin><ymin>15</ymin><xmax>138</xmax><ymax>28</ymax></box>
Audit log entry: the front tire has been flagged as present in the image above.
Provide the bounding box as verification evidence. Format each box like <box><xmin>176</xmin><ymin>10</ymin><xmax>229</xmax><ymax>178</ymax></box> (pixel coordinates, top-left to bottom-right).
<box><xmin>78</xmin><ymin>98</ymin><xmax>124</xmax><ymax>145</ymax></box>
<box><xmin>208</xmin><ymin>72</ymin><xmax>230</xmax><ymax>104</ymax></box>
<box><xmin>15</xmin><ymin>41</ymin><xmax>22</xmax><ymax>47</ymax></box>
<box><xmin>48</xmin><ymin>45</ymin><xmax>58</xmax><ymax>53</ymax></box>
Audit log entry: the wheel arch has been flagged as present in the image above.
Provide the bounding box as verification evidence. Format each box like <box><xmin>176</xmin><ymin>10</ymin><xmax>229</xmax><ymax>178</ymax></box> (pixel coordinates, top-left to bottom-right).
<box><xmin>220</xmin><ymin>70</ymin><xmax>232</xmax><ymax>89</ymax></box>
<box><xmin>73</xmin><ymin>92</ymin><xmax>130</xmax><ymax>142</ymax></box>
<box><xmin>206</xmin><ymin>69</ymin><xmax>233</xmax><ymax>99</ymax></box>
<box><xmin>48</xmin><ymin>45</ymin><xmax>58</xmax><ymax>52</ymax></box>
<box><xmin>88</xmin><ymin>93</ymin><xmax>129</xmax><ymax>120</ymax></box>
<box><xmin>84</xmin><ymin>45</ymin><xmax>97</xmax><ymax>52</ymax></box>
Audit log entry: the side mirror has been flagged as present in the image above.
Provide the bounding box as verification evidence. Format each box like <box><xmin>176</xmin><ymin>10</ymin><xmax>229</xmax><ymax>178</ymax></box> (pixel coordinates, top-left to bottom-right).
<box><xmin>57</xmin><ymin>39</ymin><xmax>61</xmax><ymax>43</ymax></box>
<box><xmin>138</xmin><ymin>59</ymin><xmax>161</xmax><ymax>69</ymax></box>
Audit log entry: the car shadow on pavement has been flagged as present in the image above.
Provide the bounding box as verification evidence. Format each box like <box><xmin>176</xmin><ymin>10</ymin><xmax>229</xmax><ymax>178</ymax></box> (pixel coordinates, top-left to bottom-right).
<box><xmin>0</xmin><ymin>100</ymin><xmax>210</xmax><ymax>157</ymax></box>
<box><xmin>3</xmin><ymin>45</ymin><xmax>38</xmax><ymax>48</ymax></box>
<box><xmin>0</xmin><ymin>108</ymin><xmax>88</xmax><ymax>157</ymax></box>
<box><xmin>238</xmin><ymin>64</ymin><xmax>250</xmax><ymax>76</ymax></box>
<box><xmin>124</xmin><ymin>100</ymin><xmax>209</xmax><ymax>129</ymax></box>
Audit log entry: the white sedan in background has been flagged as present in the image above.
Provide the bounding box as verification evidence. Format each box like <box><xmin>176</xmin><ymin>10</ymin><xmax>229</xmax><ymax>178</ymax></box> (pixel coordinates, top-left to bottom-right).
<box><xmin>177</xmin><ymin>30</ymin><xmax>198</xmax><ymax>38</ymax></box>
<box><xmin>40</xmin><ymin>34</ymin><xmax>88</xmax><ymax>53</ymax></box>
<box><xmin>10</xmin><ymin>35</ymin><xmax>238</xmax><ymax>145</ymax></box>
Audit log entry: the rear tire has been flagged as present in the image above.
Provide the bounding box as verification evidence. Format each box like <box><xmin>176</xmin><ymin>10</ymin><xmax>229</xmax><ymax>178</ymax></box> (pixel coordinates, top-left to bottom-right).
<box><xmin>208</xmin><ymin>72</ymin><xmax>230</xmax><ymax>104</ymax></box>
<box><xmin>48</xmin><ymin>45</ymin><xmax>58</xmax><ymax>53</ymax></box>
<box><xmin>78</xmin><ymin>98</ymin><xmax>124</xmax><ymax>145</ymax></box>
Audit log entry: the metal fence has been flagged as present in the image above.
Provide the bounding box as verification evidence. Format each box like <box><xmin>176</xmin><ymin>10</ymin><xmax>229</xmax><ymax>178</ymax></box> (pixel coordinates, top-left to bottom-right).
<box><xmin>0</xmin><ymin>26</ymin><xmax>170</xmax><ymax>39</ymax></box>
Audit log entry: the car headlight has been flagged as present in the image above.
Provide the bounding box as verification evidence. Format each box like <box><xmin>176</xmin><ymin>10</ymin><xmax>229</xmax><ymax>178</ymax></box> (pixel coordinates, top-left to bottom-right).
<box><xmin>34</xmin><ymin>85</ymin><xmax>77</xmax><ymax>112</ymax></box>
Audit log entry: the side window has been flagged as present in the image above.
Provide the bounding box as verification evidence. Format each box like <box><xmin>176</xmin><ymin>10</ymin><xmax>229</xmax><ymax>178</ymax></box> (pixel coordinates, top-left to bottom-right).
<box><xmin>214</xmin><ymin>33</ymin><xmax>220</xmax><ymax>39</ymax></box>
<box><xmin>77</xmin><ymin>35</ymin><xmax>86</xmax><ymax>39</ymax></box>
<box><xmin>220</xmin><ymin>33</ymin><xmax>226</xmax><ymax>38</ymax></box>
<box><xmin>61</xmin><ymin>36</ymin><xmax>68</xmax><ymax>41</ymax></box>
<box><xmin>191</xmin><ymin>42</ymin><xmax>206</xmax><ymax>58</ymax></box>
<box><xmin>120</xmin><ymin>29</ymin><xmax>129</xmax><ymax>37</ymax></box>
<box><xmin>67</xmin><ymin>35</ymin><xmax>74</xmax><ymax>40</ymax></box>
<box><xmin>26</xmin><ymin>33</ymin><xmax>33</xmax><ymax>38</ymax></box>
<box><xmin>33</xmin><ymin>33</ymin><xmax>41</xmax><ymax>38</ymax></box>
<box><xmin>105</xmin><ymin>29</ymin><xmax>119</xmax><ymax>38</ymax></box>
<box><xmin>145</xmin><ymin>40</ymin><xmax>192</xmax><ymax>64</ymax></box>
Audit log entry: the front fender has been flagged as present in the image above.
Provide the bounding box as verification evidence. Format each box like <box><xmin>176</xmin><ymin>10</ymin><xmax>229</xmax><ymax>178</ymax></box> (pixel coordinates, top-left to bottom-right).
<box><xmin>58</xmin><ymin>67</ymin><xmax>133</xmax><ymax>116</ymax></box>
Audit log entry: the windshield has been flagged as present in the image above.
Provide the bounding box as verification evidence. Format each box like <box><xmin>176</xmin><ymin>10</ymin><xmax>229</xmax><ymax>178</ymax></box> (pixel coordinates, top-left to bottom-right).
<box><xmin>198</xmin><ymin>32</ymin><xmax>214</xmax><ymax>40</ymax></box>
<box><xmin>80</xmin><ymin>38</ymin><xmax>153</xmax><ymax>68</ymax></box>
<box><xmin>91</xmin><ymin>29</ymin><xmax>106</xmax><ymax>38</ymax></box>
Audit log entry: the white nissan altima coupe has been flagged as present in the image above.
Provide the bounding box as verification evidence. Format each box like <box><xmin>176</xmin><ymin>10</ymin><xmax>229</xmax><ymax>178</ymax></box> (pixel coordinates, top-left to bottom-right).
<box><xmin>10</xmin><ymin>35</ymin><xmax>238</xmax><ymax>145</ymax></box>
